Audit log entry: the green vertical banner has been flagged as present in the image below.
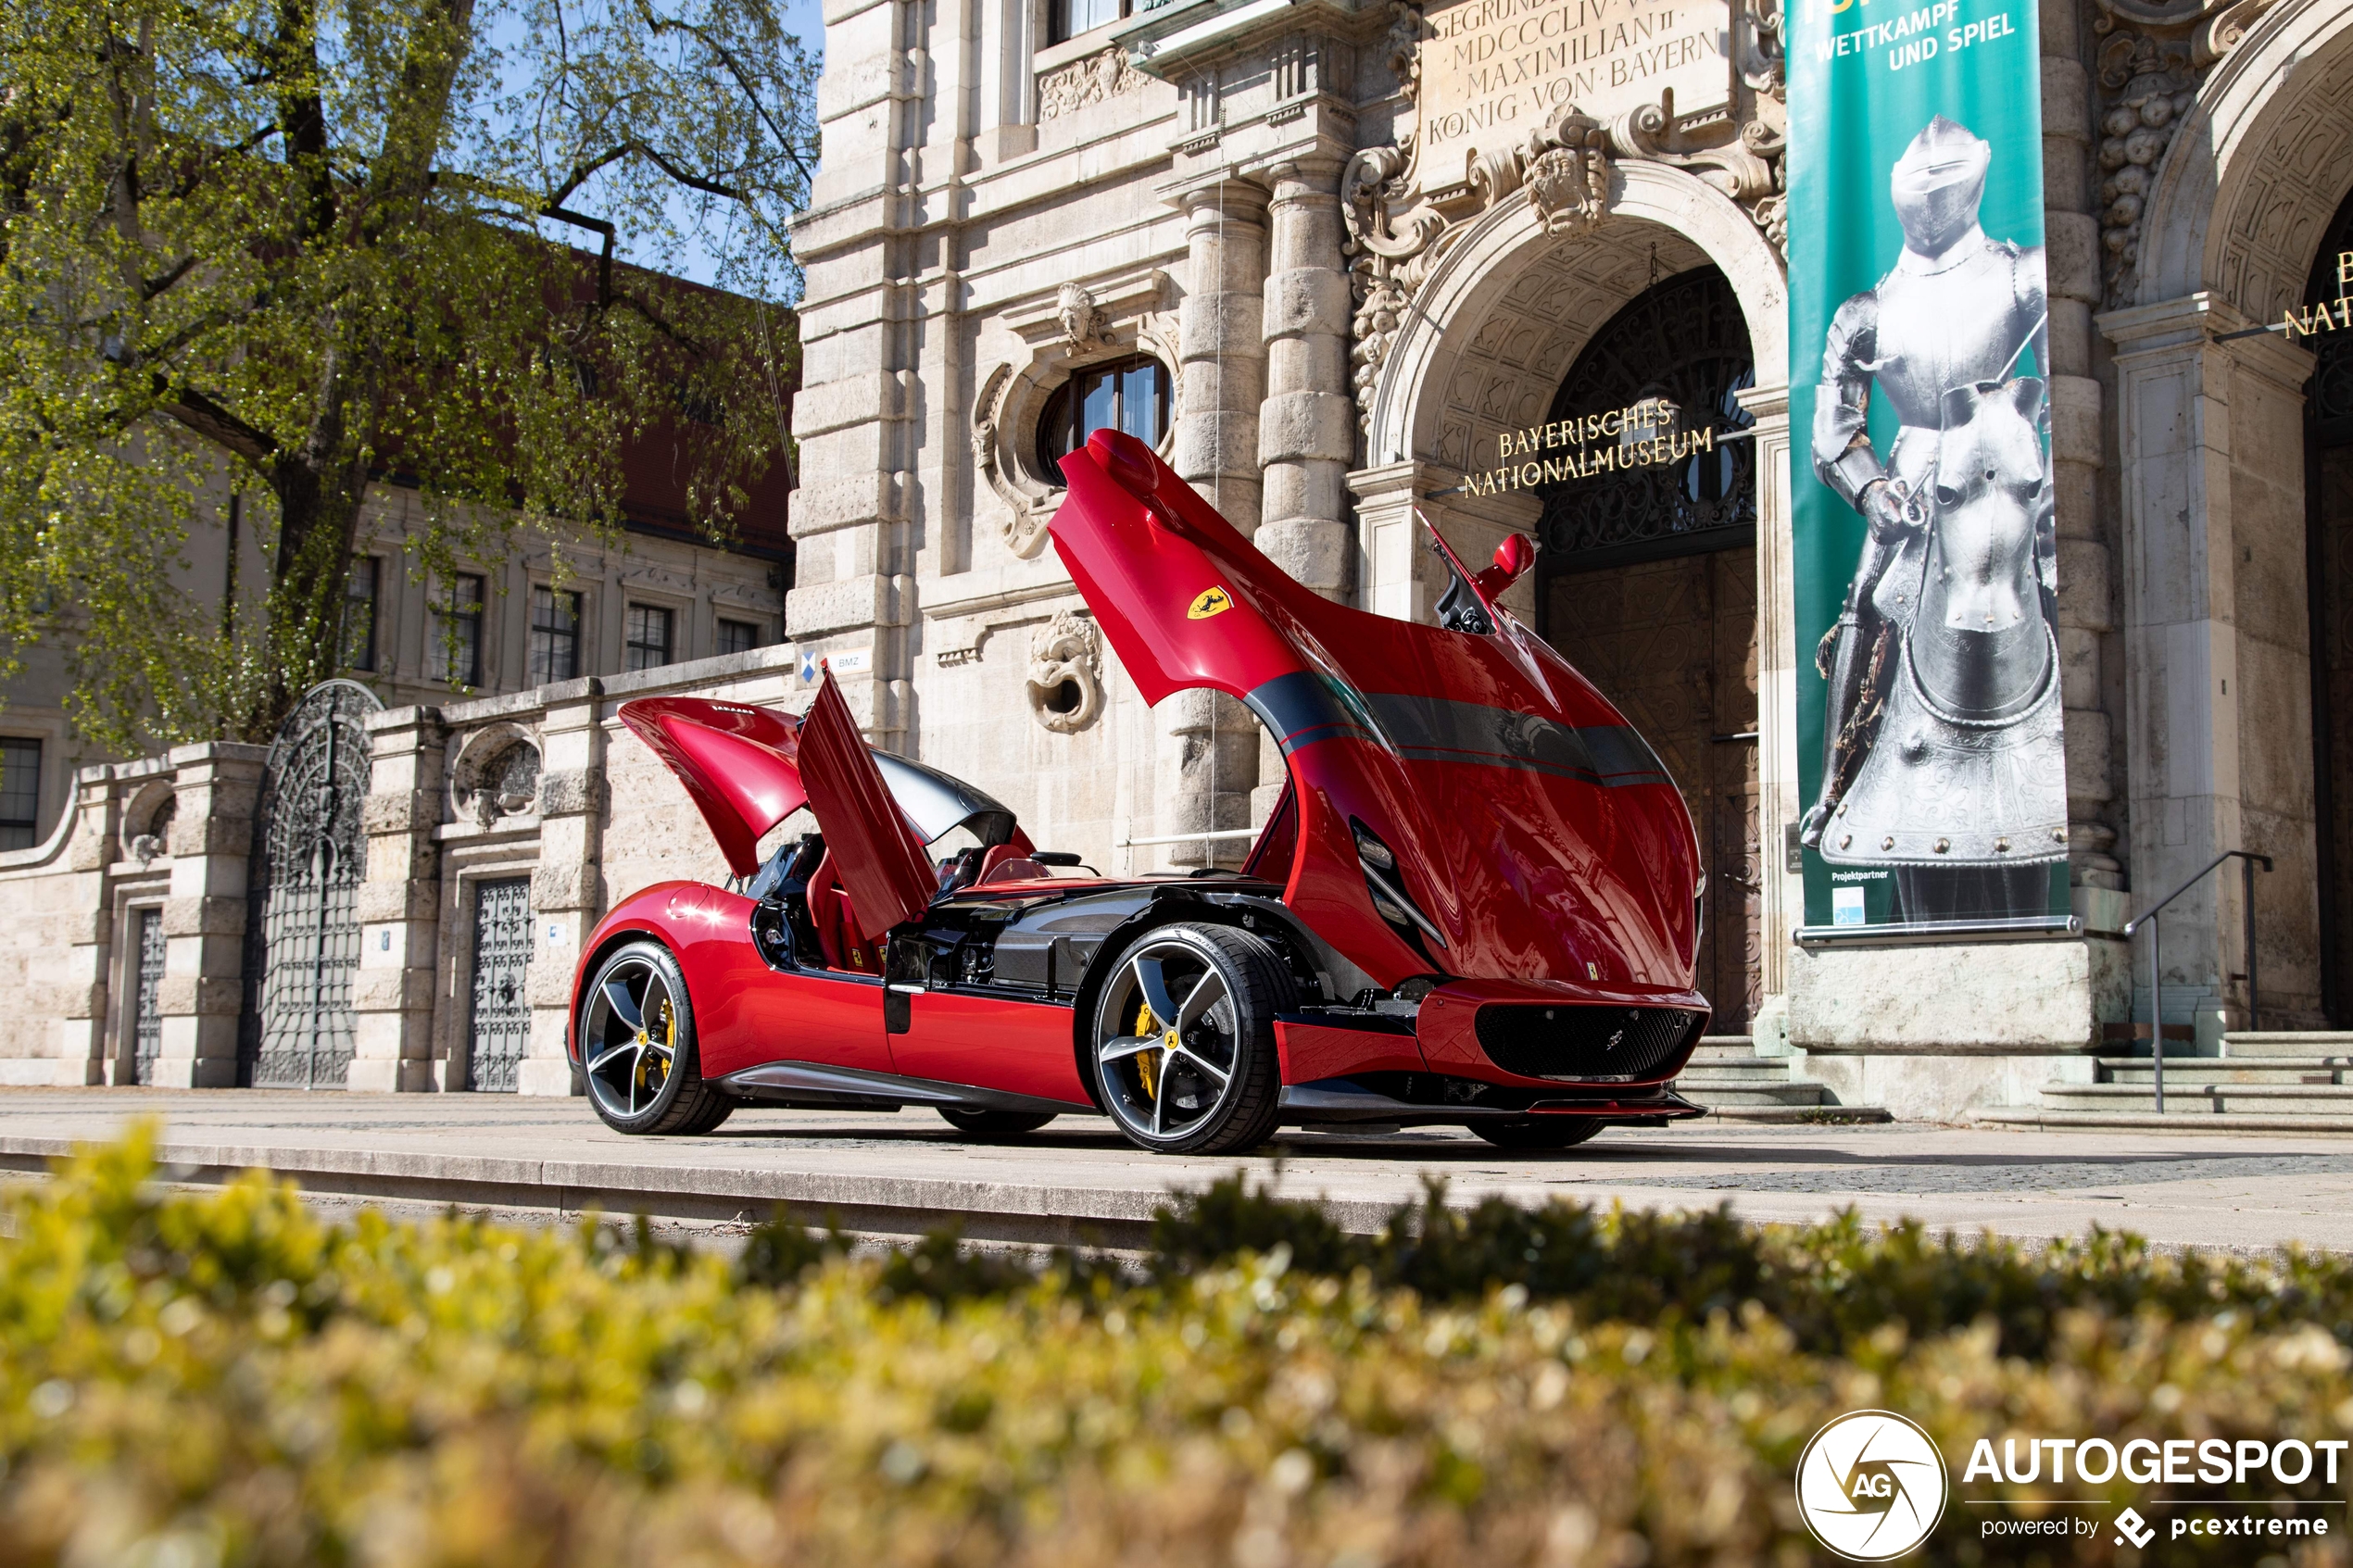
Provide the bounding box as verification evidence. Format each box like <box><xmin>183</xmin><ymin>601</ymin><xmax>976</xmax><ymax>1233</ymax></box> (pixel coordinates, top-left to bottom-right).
<box><xmin>1787</xmin><ymin>0</ymin><xmax>2069</xmax><ymax>933</ymax></box>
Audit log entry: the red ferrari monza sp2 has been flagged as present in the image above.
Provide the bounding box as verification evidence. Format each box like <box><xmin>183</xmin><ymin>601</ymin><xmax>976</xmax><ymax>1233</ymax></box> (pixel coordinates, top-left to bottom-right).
<box><xmin>569</xmin><ymin>430</ymin><xmax>1711</xmax><ymax>1154</ymax></box>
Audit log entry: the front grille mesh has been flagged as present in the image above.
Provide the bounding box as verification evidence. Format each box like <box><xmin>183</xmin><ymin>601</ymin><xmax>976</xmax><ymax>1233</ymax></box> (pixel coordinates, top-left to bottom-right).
<box><xmin>1474</xmin><ymin>1004</ymin><xmax>1702</xmax><ymax>1082</ymax></box>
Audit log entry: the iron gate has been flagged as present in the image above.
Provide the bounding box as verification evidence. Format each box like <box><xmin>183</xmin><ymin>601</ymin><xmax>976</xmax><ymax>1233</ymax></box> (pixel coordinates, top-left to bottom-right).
<box><xmin>466</xmin><ymin>877</ymin><xmax>534</xmax><ymax>1091</ymax></box>
<box><xmin>240</xmin><ymin>681</ymin><xmax>381</xmax><ymax>1087</ymax></box>
<box><xmin>131</xmin><ymin>907</ymin><xmax>165</xmax><ymax>1084</ymax></box>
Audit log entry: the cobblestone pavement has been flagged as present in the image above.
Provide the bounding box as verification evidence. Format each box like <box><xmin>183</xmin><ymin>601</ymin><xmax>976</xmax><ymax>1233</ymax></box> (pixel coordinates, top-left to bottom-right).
<box><xmin>4</xmin><ymin>1089</ymin><xmax>2352</xmax><ymax>1251</ymax></box>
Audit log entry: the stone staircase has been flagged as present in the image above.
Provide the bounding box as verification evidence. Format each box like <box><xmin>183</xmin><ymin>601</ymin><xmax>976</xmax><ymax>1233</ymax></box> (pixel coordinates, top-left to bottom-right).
<box><xmin>1982</xmin><ymin>1031</ymin><xmax>2353</xmax><ymax>1132</ymax></box>
<box><xmin>1672</xmin><ymin>1037</ymin><xmax>1892</xmax><ymax>1123</ymax></box>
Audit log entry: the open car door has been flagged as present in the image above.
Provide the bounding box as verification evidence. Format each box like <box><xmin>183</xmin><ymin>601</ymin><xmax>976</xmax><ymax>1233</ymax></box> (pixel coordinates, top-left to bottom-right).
<box><xmin>796</xmin><ymin>668</ymin><xmax>938</xmax><ymax>942</ymax></box>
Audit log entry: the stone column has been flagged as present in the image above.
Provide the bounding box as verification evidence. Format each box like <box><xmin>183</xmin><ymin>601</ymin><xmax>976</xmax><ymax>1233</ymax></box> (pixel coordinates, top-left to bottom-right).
<box><xmin>1176</xmin><ymin>178</ymin><xmax>1270</xmax><ymax>533</ymax></box>
<box><xmin>53</xmin><ymin>765</ymin><xmax>122</xmax><ymax>1085</ymax></box>
<box><xmin>1256</xmin><ymin>155</ymin><xmax>1355</xmax><ymax>595</ymax></box>
<box><xmin>520</xmin><ymin>677</ymin><xmax>606</xmax><ymax>1094</ymax></box>
<box><xmin>1741</xmin><ymin>384</ymin><xmax>1800</xmax><ymax>1051</ymax></box>
<box><xmin>1162</xmin><ymin>177</ymin><xmax>1270</xmax><ymax>868</ymax></box>
<box><xmin>350</xmin><ymin>708</ymin><xmax>446</xmax><ymax>1092</ymax></box>
<box><xmin>2038</xmin><ymin>0</ymin><xmax>2124</xmax><ymax>920</ymax></box>
<box><xmin>152</xmin><ymin>743</ymin><xmax>267</xmax><ymax>1088</ymax></box>
<box><xmin>784</xmin><ymin>0</ymin><xmax>919</xmax><ymax>753</ymax></box>
<box><xmin>2102</xmin><ymin>292</ymin><xmax>2318</xmax><ymax>1035</ymax></box>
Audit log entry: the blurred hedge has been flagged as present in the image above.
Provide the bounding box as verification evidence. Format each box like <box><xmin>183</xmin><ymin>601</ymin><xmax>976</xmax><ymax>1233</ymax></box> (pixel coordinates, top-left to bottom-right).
<box><xmin>1</xmin><ymin>1128</ymin><xmax>2349</xmax><ymax>1568</ymax></box>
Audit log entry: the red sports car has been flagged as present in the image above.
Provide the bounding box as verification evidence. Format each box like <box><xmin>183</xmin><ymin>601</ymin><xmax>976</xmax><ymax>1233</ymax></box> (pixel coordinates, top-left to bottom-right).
<box><xmin>570</xmin><ymin>430</ymin><xmax>1711</xmax><ymax>1153</ymax></box>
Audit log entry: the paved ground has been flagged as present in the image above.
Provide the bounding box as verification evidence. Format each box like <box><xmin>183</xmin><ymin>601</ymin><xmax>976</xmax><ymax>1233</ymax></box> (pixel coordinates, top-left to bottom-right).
<box><xmin>5</xmin><ymin>1088</ymin><xmax>2353</xmax><ymax>1251</ymax></box>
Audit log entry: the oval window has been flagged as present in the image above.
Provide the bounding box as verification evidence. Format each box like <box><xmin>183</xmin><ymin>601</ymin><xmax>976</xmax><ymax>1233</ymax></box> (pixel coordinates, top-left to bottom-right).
<box><xmin>1035</xmin><ymin>356</ymin><xmax>1171</xmax><ymax>487</ymax></box>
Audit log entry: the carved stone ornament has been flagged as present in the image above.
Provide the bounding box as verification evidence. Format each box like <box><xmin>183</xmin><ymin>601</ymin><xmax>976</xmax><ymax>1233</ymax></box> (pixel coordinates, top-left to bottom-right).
<box><xmin>1057</xmin><ymin>282</ymin><xmax>1111</xmax><ymax>352</ymax></box>
<box><xmin>974</xmin><ymin>305</ymin><xmax>1181</xmax><ymax>561</ymax></box>
<box><xmin>2091</xmin><ymin>0</ymin><xmax>2272</xmax><ymax>306</ymax></box>
<box><xmin>1524</xmin><ymin>113</ymin><xmax>1612</xmax><ymax>234</ymax></box>
<box><xmin>449</xmin><ymin>724</ymin><xmax>543</xmax><ymax>828</ymax></box>
<box><xmin>1026</xmin><ymin>610</ymin><xmax>1106</xmax><ymax>734</ymax></box>
<box><xmin>122</xmin><ymin>785</ymin><xmax>176</xmax><ymax>866</ymax></box>
<box><xmin>1038</xmin><ymin>46</ymin><xmax>1147</xmax><ymax>121</ymax></box>
<box><xmin>1341</xmin><ymin>0</ymin><xmax>1790</xmax><ymax>428</ymax></box>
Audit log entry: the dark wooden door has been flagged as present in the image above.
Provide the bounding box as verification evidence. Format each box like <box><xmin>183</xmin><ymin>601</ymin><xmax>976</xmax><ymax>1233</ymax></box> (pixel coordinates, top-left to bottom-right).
<box><xmin>1545</xmin><ymin>547</ymin><xmax>1760</xmax><ymax>1030</ymax></box>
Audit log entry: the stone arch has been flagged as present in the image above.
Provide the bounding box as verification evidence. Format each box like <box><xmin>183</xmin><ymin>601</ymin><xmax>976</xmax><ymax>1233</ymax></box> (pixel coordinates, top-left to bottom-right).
<box><xmin>1365</xmin><ymin>160</ymin><xmax>1789</xmax><ymax>477</ymax></box>
<box><xmin>2137</xmin><ymin>0</ymin><xmax>2353</xmax><ymax>317</ymax></box>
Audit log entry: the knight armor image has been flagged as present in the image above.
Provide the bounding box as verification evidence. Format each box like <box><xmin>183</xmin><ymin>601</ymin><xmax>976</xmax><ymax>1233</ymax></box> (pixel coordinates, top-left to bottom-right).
<box><xmin>1801</xmin><ymin>115</ymin><xmax>2065</xmax><ymax>922</ymax></box>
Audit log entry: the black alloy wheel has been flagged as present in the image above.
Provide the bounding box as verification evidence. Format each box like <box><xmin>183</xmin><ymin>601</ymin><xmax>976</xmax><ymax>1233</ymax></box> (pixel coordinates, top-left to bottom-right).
<box><xmin>580</xmin><ymin>940</ymin><xmax>735</xmax><ymax>1135</ymax></box>
<box><xmin>1470</xmin><ymin>1116</ymin><xmax>1605</xmax><ymax>1150</ymax></box>
<box><xmin>1089</xmin><ymin>922</ymin><xmax>1291</xmax><ymax>1155</ymax></box>
<box><xmin>936</xmin><ymin>1106</ymin><xmax>1058</xmax><ymax>1137</ymax></box>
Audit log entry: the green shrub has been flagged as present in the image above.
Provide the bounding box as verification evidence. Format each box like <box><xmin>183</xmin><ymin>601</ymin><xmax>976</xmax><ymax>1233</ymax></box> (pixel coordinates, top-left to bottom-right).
<box><xmin>1147</xmin><ymin>1176</ymin><xmax>2353</xmax><ymax>1359</ymax></box>
<box><xmin>0</xmin><ymin>1129</ymin><xmax>2347</xmax><ymax>1568</ymax></box>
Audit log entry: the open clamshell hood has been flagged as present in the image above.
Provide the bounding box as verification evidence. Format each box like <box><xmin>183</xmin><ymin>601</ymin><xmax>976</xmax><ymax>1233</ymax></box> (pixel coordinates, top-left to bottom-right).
<box><xmin>1052</xmin><ymin>429</ymin><xmax>1704</xmax><ymax>994</ymax></box>
<box><xmin>618</xmin><ymin>695</ymin><xmax>1021</xmax><ymax>884</ymax></box>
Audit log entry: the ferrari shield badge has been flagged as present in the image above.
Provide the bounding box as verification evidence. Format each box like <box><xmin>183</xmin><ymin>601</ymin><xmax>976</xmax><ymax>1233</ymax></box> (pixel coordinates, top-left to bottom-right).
<box><xmin>1187</xmin><ymin>585</ymin><xmax>1233</xmax><ymax>620</ymax></box>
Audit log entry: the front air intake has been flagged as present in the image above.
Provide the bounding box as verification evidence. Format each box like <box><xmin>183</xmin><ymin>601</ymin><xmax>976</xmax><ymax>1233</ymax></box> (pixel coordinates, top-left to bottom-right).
<box><xmin>1473</xmin><ymin>1004</ymin><xmax>1704</xmax><ymax>1082</ymax></box>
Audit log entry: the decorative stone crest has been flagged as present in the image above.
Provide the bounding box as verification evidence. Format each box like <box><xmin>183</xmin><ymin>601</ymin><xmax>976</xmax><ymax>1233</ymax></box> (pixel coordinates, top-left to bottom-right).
<box><xmin>1341</xmin><ymin>0</ymin><xmax>1790</xmax><ymax>428</ymax></box>
<box><xmin>1026</xmin><ymin>610</ymin><xmax>1105</xmax><ymax>734</ymax></box>
<box><xmin>1524</xmin><ymin>113</ymin><xmax>1611</xmax><ymax>234</ymax></box>
<box><xmin>1057</xmin><ymin>282</ymin><xmax>1111</xmax><ymax>352</ymax></box>
<box><xmin>2089</xmin><ymin>0</ymin><xmax>2270</xmax><ymax>306</ymax></box>
<box><xmin>1038</xmin><ymin>46</ymin><xmax>1147</xmax><ymax>120</ymax></box>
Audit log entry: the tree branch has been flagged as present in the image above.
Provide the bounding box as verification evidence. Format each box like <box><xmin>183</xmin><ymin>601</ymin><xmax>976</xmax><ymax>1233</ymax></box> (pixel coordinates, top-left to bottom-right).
<box><xmin>626</xmin><ymin>0</ymin><xmax>816</xmax><ymax>186</ymax></box>
<box><xmin>158</xmin><ymin>383</ymin><xmax>280</xmax><ymax>468</ymax></box>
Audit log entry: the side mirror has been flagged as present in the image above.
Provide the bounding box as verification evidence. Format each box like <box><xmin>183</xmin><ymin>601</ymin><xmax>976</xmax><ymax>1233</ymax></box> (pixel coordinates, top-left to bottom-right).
<box><xmin>1475</xmin><ymin>533</ymin><xmax>1538</xmax><ymax>596</ymax></box>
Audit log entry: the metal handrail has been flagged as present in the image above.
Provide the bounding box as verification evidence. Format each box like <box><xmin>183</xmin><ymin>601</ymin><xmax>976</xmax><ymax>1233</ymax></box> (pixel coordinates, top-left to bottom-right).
<box><xmin>2120</xmin><ymin>848</ymin><xmax>2272</xmax><ymax>1113</ymax></box>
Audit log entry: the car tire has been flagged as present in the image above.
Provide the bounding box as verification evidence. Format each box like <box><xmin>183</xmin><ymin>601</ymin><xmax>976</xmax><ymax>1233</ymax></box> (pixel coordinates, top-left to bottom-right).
<box><xmin>1088</xmin><ymin>922</ymin><xmax>1292</xmax><ymax>1156</ymax></box>
<box><xmin>935</xmin><ymin>1107</ymin><xmax>1058</xmax><ymax>1137</ymax></box>
<box><xmin>1469</xmin><ymin>1117</ymin><xmax>1604</xmax><ymax>1150</ymax></box>
<box><xmin>579</xmin><ymin>939</ymin><xmax>735</xmax><ymax>1135</ymax></box>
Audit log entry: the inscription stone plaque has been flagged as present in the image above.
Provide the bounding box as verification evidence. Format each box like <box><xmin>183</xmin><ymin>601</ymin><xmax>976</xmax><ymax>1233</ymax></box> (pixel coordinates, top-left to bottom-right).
<box><xmin>1417</xmin><ymin>0</ymin><xmax>1735</xmax><ymax>180</ymax></box>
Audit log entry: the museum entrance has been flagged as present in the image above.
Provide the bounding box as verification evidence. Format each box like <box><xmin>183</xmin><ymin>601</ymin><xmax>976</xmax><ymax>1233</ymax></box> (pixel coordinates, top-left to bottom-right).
<box><xmin>2308</xmin><ymin>185</ymin><xmax>2353</xmax><ymax>1025</ymax></box>
<box><xmin>1535</xmin><ymin>267</ymin><xmax>1761</xmax><ymax>1029</ymax></box>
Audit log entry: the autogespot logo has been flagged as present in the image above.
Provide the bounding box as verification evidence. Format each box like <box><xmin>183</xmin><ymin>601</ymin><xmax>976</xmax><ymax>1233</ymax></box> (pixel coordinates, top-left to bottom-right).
<box><xmin>1796</xmin><ymin>1411</ymin><xmax>1952</xmax><ymax>1561</ymax></box>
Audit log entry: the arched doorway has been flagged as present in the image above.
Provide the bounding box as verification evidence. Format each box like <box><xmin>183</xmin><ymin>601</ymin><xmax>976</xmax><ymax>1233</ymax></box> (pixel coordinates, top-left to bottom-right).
<box><xmin>1536</xmin><ymin>267</ymin><xmax>1761</xmax><ymax>1029</ymax></box>
<box><xmin>2308</xmin><ymin>186</ymin><xmax>2353</xmax><ymax>1023</ymax></box>
<box><xmin>239</xmin><ymin>680</ymin><xmax>380</xmax><ymax>1087</ymax></box>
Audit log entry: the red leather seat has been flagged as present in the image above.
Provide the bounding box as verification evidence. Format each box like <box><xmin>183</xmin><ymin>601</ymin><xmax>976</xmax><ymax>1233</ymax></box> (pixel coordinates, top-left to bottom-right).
<box><xmin>802</xmin><ymin>851</ymin><xmax>880</xmax><ymax>972</ymax></box>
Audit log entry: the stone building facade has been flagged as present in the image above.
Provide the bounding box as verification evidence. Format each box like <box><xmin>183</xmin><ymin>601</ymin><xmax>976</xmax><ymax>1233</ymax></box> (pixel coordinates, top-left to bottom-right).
<box><xmin>0</xmin><ymin>649</ymin><xmax>792</xmax><ymax>1090</ymax></box>
<box><xmin>782</xmin><ymin>0</ymin><xmax>2353</xmax><ymax>1114</ymax></box>
<box><xmin>7</xmin><ymin>0</ymin><xmax>2352</xmax><ymax>1117</ymax></box>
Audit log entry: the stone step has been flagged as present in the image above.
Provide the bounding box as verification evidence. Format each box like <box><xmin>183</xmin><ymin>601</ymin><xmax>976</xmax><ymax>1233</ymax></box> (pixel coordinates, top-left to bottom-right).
<box><xmin>1679</xmin><ymin>1081</ymin><xmax>1837</xmax><ymax>1107</ymax></box>
<box><xmin>2221</xmin><ymin>1031</ymin><xmax>2353</xmax><ymax>1060</ymax></box>
<box><xmin>1668</xmin><ymin>1041</ymin><xmax>1892</xmax><ymax>1123</ymax></box>
<box><xmin>1684</xmin><ymin>1038</ymin><xmax>1768</xmax><ymax>1063</ymax></box>
<box><xmin>1703</xmin><ymin>1104</ymin><xmax>1896</xmax><ymax>1124</ymax></box>
<box><xmin>2038</xmin><ymin>1082</ymin><xmax>2353</xmax><ymax>1116</ymax></box>
<box><xmin>1676</xmin><ymin>1062</ymin><xmax>1806</xmax><ymax>1084</ymax></box>
<box><xmin>2097</xmin><ymin>1057</ymin><xmax>2347</xmax><ymax>1086</ymax></box>
<box><xmin>1979</xmin><ymin>1108</ymin><xmax>2353</xmax><ymax>1135</ymax></box>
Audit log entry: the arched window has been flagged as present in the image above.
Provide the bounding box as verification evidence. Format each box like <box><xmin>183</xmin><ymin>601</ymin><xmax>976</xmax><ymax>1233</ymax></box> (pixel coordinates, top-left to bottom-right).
<box><xmin>1036</xmin><ymin>356</ymin><xmax>1170</xmax><ymax>485</ymax></box>
<box><xmin>1535</xmin><ymin>267</ymin><xmax>1756</xmax><ymax>569</ymax></box>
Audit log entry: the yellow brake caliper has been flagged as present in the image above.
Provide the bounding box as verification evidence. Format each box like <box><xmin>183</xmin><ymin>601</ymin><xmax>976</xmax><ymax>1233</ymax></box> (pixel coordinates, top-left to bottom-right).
<box><xmin>643</xmin><ymin>997</ymin><xmax>673</xmax><ymax>1092</ymax></box>
<box><xmin>1134</xmin><ymin>998</ymin><xmax>1159</xmax><ymax>1099</ymax></box>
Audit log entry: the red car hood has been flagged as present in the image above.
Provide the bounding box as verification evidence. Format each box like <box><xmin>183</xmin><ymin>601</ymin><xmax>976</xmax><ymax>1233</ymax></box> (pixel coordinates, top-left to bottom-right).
<box><xmin>1053</xmin><ymin>430</ymin><xmax>1703</xmax><ymax>995</ymax></box>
